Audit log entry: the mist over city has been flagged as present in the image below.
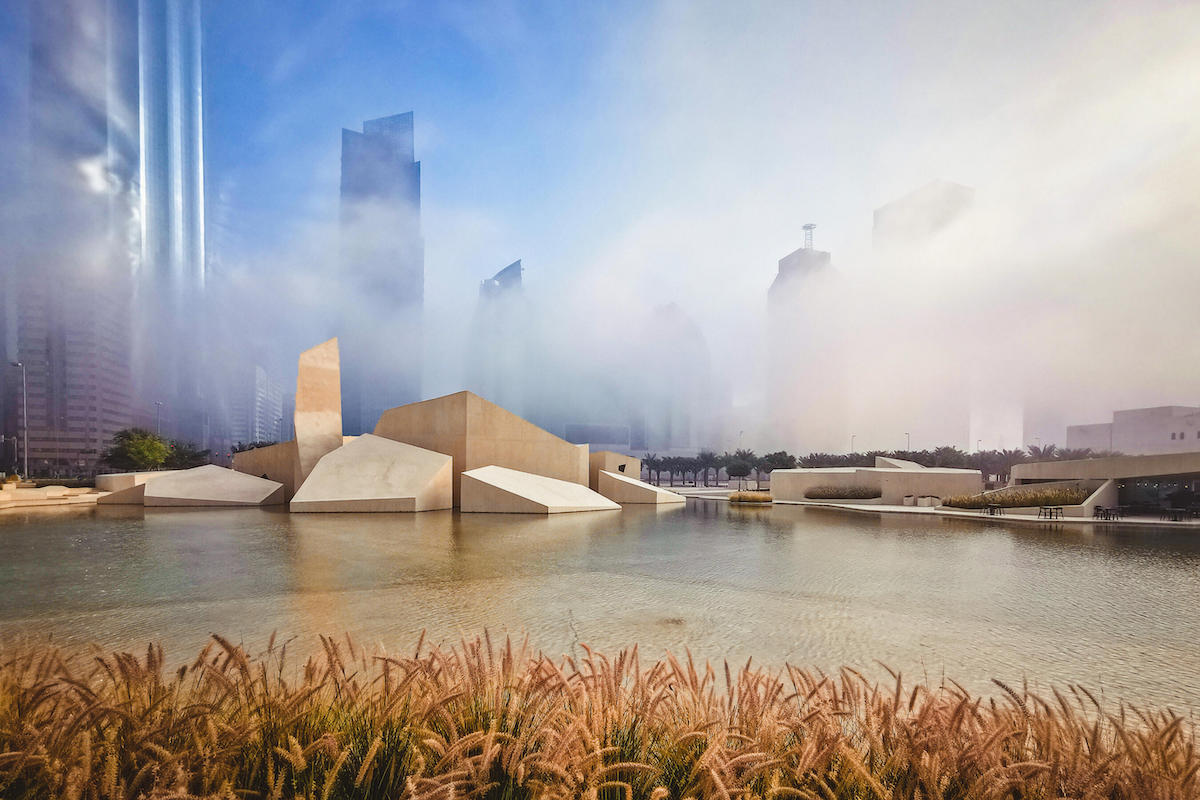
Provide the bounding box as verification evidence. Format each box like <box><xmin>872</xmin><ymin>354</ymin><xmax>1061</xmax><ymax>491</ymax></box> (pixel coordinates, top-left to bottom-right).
<box><xmin>3</xmin><ymin>4</ymin><xmax>1200</xmax><ymax>797</ymax></box>
<box><xmin>4</xmin><ymin>0</ymin><xmax>1199</xmax><ymax>468</ymax></box>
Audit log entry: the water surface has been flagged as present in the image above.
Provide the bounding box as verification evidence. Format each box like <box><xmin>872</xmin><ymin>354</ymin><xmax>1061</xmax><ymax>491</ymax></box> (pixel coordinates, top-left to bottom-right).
<box><xmin>2</xmin><ymin>500</ymin><xmax>1198</xmax><ymax>710</ymax></box>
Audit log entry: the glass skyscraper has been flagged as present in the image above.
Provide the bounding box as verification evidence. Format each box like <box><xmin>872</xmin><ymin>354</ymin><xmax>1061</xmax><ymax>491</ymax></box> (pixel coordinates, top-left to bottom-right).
<box><xmin>338</xmin><ymin>112</ymin><xmax>425</xmax><ymax>434</ymax></box>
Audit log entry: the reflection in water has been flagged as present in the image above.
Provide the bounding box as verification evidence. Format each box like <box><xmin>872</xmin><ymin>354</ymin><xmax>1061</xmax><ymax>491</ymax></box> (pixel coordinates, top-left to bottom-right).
<box><xmin>1</xmin><ymin>500</ymin><xmax>1199</xmax><ymax>710</ymax></box>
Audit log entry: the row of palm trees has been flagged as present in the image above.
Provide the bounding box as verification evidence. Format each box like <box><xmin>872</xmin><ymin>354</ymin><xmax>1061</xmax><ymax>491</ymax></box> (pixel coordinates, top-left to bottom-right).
<box><xmin>641</xmin><ymin>443</ymin><xmax>1118</xmax><ymax>487</ymax></box>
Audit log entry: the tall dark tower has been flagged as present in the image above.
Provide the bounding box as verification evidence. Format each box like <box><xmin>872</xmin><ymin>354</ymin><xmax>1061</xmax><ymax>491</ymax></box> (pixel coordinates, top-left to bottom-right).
<box><xmin>338</xmin><ymin>112</ymin><xmax>424</xmax><ymax>434</ymax></box>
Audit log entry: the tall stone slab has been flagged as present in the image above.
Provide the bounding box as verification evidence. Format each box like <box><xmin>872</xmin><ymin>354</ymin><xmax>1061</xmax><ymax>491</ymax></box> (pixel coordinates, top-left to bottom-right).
<box><xmin>295</xmin><ymin>338</ymin><xmax>343</xmax><ymax>484</ymax></box>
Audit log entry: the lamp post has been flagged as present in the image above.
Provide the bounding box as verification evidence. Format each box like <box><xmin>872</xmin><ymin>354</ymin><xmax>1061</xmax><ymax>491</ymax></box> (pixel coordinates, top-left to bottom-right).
<box><xmin>154</xmin><ymin>400</ymin><xmax>164</xmax><ymax>436</ymax></box>
<box><xmin>8</xmin><ymin>362</ymin><xmax>27</xmax><ymax>478</ymax></box>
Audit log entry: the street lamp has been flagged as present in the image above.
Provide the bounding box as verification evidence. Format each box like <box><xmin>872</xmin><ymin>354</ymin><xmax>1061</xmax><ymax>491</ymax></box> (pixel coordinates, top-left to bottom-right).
<box><xmin>8</xmin><ymin>362</ymin><xmax>27</xmax><ymax>478</ymax></box>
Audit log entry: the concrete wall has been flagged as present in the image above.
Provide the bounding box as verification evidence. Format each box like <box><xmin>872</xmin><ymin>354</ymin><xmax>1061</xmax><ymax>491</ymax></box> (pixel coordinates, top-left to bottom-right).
<box><xmin>1012</xmin><ymin>450</ymin><xmax>1200</xmax><ymax>483</ymax></box>
<box><xmin>232</xmin><ymin>440</ymin><xmax>300</xmax><ymax>499</ymax></box>
<box><xmin>589</xmin><ymin>451</ymin><xmax>641</xmax><ymax>491</ymax></box>
<box><xmin>96</xmin><ymin>471</ymin><xmax>180</xmax><ymax>492</ymax></box>
<box><xmin>772</xmin><ymin>466</ymin><xmax>982</xmax><ymax>504</ymax></box>
<box><xmin>374</xmin><ymin>391</ymin><xmax>589</xmax><ymax>506</ymax></box>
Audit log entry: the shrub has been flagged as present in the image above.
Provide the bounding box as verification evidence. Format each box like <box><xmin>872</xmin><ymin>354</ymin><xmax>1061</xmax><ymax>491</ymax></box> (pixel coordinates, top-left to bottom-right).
<box><xmin>804</xmin><ymin>485</ymin><xmax>883</xmax><ymax>500</ymax></box>
<box><xmin>729</xmin><ymin>491</ymin><xmax>772</xmax><ymax>503</ymax></box>
<box><xmin>944</xmin><ymin>485</ymin><xmax>1090</xmax><ymax>509</ymax></box>
<box><xmin>0</xmin><ymin>634</ymin><xmax>1194</xmax><ymax>799</ymax></box>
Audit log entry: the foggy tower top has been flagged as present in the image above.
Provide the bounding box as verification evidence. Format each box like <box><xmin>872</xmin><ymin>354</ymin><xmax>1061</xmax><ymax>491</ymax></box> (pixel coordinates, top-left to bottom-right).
<box><xmin>338</xmin><ymin>112</ymin><xmax>425</xmax><ymax>435</ymax></box>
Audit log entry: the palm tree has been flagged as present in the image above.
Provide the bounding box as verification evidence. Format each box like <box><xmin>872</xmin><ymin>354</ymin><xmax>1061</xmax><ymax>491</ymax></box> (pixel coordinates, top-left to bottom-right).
<box><xmin>1056</xmin><ymin>447</ymin><xmax>1094</xmax><ymax>462</ymax></box>
<box><xmin>933</xmin><ymin>445</ymin><xmax>967</xmax><ymax>468</ymax></box>
<box><xmin>643</xmin><ymin>453</ymin><xmax>661</xmax><ymax>485</ymax></box>
<box><xmin>1027</xmin><ymin>443</ymin><xmax>1057</xmax><ymax>461</ymax></box>
<box><xmin>696</xmin><ymin>450</ymin><xmax>718</xmax><ymax>487</ymax></box>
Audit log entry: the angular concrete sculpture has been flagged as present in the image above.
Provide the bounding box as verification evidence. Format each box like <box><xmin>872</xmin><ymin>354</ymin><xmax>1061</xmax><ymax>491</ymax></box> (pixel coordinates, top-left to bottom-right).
<box><xmin>374</xmin><ymin>391</ymin><xmax>589</xmax><ymax>506</ymax></box>
<box><xmin>99</xmin><ymin>465</ymin><xmax>284</xmax><ymax>507</ymax></box>
<box><xmin>295</xmin><ymin>338</ymin><xmax>343</xmax><ymax>485</ymax></box>
<box><xmin>588</xmin><ymin>451</ymin><xmax>642</xmax><ymax>491</ymax></box>
<box><xmin>597</xmin><ymin>470</ymin><xmax>685</xmax><ymax>505</ymax></box>
<box><xmin>290</xmin><ymin>434</ymin><xmax>452</xmax><ymax>512</ymax></box>
<box><xmin>460</xmin><ymin>465</ymin><xmax>620</xmax><ymax>514</ymax></box>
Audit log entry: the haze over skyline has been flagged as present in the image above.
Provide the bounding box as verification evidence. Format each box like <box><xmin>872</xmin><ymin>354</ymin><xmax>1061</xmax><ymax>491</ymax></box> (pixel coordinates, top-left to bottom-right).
<box><xmin>4</xmin><ymin>0</ymin><xmax>1200</xmax><ymax>454</ymax></box>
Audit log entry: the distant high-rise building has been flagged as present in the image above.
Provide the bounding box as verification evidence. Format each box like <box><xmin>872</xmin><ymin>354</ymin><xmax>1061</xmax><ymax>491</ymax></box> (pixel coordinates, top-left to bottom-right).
<box><xmin>2</xmin><ymin>0</ymin><xmax>140</xmax><ymax>476</ymax></box>
<box><xmin>466</xmin><ymin>260</ymin><xmax>527</xmax><ymax>414</ymax></box>
<box><xmin>766</xmin><ymin>232</ymin><xmax>845</xmax><ymax>454</ymax></box>
<box><xmin>227</xmin><ymin>364</ymin><xmax>284</xmax><ymax>447</ymax></box>
<box><xmin>872</xmin><ymin>180</ymin><xmax>974</xmax><ymax>251</ymax></box>
<box><xmin>339</xmin><ymin>112</ymin><xmax>424</xmax><ymax>434</ymax></box>
<box><xmin>134</xmin><ymin>0</ymin><xmax>208</xmax><ymax>445</ymax></box>
<box><xmin>1</xmin><ymin>0</ymin><xmax>211</xmax><ymax>475</ymax></box>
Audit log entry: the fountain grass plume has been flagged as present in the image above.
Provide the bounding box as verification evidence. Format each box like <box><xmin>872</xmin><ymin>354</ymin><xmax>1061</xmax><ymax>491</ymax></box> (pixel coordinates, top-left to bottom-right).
<box><xmin>0</xmin><ymin>632</ymin><xmax>1197</xmax><ymax>799</ymax></box>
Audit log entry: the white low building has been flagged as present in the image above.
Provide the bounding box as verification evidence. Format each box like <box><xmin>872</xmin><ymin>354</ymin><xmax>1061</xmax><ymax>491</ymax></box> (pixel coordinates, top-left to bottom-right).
<box><xmin>771</xmin><ymin>457</ymin><xmax>983</xmax><ymax>505</ymax></box>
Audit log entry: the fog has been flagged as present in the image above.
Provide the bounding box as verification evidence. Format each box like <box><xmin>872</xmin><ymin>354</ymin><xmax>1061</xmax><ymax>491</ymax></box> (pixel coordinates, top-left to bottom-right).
<box><xmin>4</xmin><ymin>0</ymin><xmax>1200</xmax><ymax>459</ymax></box>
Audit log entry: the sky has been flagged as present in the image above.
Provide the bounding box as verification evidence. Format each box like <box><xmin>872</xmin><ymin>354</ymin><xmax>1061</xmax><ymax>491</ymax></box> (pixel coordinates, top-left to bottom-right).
<box><xmin>197</xmin><ymin>0</ymin><xmax>1200</xmax><ymax>450</ymax></box>
<box><xmin>5</xmin><ymin>0</ymin><xmax>1200</xmax><ymax>453</ymax></box>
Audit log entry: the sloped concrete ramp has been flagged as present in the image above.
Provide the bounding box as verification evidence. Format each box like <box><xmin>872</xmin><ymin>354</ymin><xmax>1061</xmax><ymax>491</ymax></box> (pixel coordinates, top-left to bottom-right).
<box><xmin>597</xmin><ymin>470</ymin><xmax>686</xmax><ymax>505</ymax></box>
<box><xmin>290</xmin><ymin>434</ymin><xmax>452</xmax><ymax>512</ymax></box>
<box><xmin>138</xmin><ymin>465</ymin><xmax>284</xmax><ymax>507</ymax></box>
<box><xmin>460</xmin><ymin>465</ymin><xmax>620</xmax><ymax>514</ymax></box>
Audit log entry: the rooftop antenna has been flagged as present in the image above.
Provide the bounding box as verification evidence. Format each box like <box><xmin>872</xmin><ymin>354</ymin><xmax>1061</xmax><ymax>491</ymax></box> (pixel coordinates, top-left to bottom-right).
<box><xmin>803</xmin><ymin>223</ymin><xmax>816</xmax><ymax>250</ymax></box>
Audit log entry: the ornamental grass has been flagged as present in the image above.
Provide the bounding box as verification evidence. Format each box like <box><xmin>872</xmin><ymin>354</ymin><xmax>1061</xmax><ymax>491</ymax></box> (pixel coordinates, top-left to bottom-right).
<box><xmin>943</xmin><ymin>486</ymin><xmax>1090</xmax><ymax>510</ymax></box>
<box><xmin>728</xmin><ymin>492</ymin><xmax>773</xmax><ymax>504</ymax></box>
<box><xmin>1</xmin><ymin>632</ymin><xmax>1197</xmax><ymax>799</ymax></box>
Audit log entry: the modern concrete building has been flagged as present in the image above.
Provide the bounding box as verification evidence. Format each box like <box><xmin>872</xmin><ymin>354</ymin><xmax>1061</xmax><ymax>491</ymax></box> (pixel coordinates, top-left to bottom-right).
<box><xmin>374</xmin><ymin>390</ymin><xmax>589</xmax><ymax>506</ymax></box>
<box><xmin>1066</xmin><ymin>406</ymin><xmax>1200</xmax><ymax>456</ymax></box>
<box><xmin>772</xmin><ymin>457</ymin><xmax>983</xmax><ymax>505</ymax></box>
<box><xmin>99</xmin><ymin>464</ymin><xmax>284</xmax><ymax>507</ymax></box>
<box><xmin>596</xmin><ymin>470</ymin><xmax>685</xmax><ymax>505</ymax></box>
<box><xmin>289</xmin><ymin>434</ymin><xmax>452</xmax><ymax>513</ymax></box>
<box><xmin>588</xmin><ymin>450</ymin><xmax>641</xmax><ymax>491</ymax></box>
<box><xmin>460</xmin><ymin>466</ymin><xmax>619</xmax><ymax>514</ymax></box>
<box><xmin>1011</xmin><ymin>450</ymin><xmax>1200</xmax><ymax>513</ymax></box>
<box><xmin>339</xmin><ymin>112</ymin><xmax>424</xmax><ymax>435</ymax></box>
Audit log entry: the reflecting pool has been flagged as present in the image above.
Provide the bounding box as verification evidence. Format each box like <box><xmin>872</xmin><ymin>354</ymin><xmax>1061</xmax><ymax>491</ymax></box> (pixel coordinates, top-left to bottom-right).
<box><xmin>2</xmin><ymin>500</ymin><xmax>1199</xmax><ymax>709</ymax></box>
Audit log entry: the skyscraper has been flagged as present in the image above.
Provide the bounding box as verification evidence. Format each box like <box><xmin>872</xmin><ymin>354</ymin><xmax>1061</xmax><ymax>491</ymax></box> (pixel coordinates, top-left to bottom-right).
<box><xmin>134</xmin><ymin>0</ymin><xmax>208</xmax><ymax>444</ymax></box>
<box><xmin>1</xmin><ymin>0</ymin><xmax>140</xmax><ymax>476</ymax></box>
<box><xmin>339</xmin><ymin>112</ymin><xmax>424</xmax><ymax>434</ymax></box>
<box><xmin>466</xmin><ymin>260</ymin><xmax>527</xmax><ymax>414</ymax></box>
<box><xmin>766</xmin><ymin>233</ymin><xmax>846</xmax><ymax>454</ymax></box>
<box><xmin>1</xmin><ymin>0</ymin><xmax>209</xmax><ymax>475</ymax></box>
